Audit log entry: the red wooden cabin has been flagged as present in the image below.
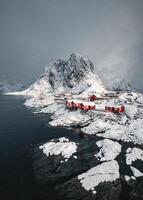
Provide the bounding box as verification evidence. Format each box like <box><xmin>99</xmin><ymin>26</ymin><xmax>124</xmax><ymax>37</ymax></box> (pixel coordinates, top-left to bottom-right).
<box><xmin>105</xmin><ymin>105</ymin><xmax>125</xmax><ymax>113</ymax></box>
<box><xmin>89</xmin><ymin>95</ymin><xmax>97</xmax><ymax>101</ymax></box>
<box><xmin>120</xmin><ymin>105</ymin><xmax>125</xmax><ymax>113</ymax></box>
<box><xmin>66</xmin><ymin>100</ymin><xmax>95</xmax><ymax>111</ymax></box>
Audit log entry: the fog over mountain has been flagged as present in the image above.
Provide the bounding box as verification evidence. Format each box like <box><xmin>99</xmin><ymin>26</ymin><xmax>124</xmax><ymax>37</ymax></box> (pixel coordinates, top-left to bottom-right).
<box><xmin>0</xmin><ymin>0</ymin><xmax>143</xmax><ymax>90</ymax></box>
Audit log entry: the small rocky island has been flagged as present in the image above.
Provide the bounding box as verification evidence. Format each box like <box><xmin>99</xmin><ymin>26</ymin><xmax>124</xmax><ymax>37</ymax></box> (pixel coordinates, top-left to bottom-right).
<box><xmin>8</xmin><ymin>54</ymin><xmax>143</xmax><ymax>200</ymax></box>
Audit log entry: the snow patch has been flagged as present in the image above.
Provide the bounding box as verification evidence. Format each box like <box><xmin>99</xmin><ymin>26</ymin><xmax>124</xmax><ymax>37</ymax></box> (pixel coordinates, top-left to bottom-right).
<box><xmin>39</xmin><ymin>137</ymin><xmax>77</xmax><ymax>161</ymax></box>
<box><xmin>97</xmin><ymin>119</ymin><xmax>143</xmax><ymax>145</ymax></box>
<box><xmin>50</xmin><ymin>110</ymin><xmax>91</xmax><ymax>127</ymax></box>
<box><xmin>78</xmin><ymin>160</ymin><xmax>119</xmax><ymax>194</ymax></box>
<box><xmin>125</xmin><ymin>105</ymin><xmax>138</xmax><ymax>119</ymax></box>
<box><xmin>24</xmin><ymin>95</ymin><xmax>54</xmax><ymax>108</ymax></box>
<box><xmin>95</xmin><ymin>139</ymin><xmax>121</xmax><ymax>161</ymax></box>
<box><xmin>82</xmin><ymin>119</ymin><xmax>109</xmax><ymax>135</ymax></box>
<box><xmin>130</xmin><ymin>166</ymin><xmax>143</xmax><ymax>177</ymax></box>
<box><xmin>126</xmin><ymin>147</ymin><xmax>143</xmax><ymax>165</ymax></box>
<box><xmin>38</xmin><ymin>103</ymin><xmax>63</xmax><ymax>114</ymax></box>
<box><xmin>125</xmin><ymin>175</ymin><xmax>131</xmax><ymax>182</ymax></box>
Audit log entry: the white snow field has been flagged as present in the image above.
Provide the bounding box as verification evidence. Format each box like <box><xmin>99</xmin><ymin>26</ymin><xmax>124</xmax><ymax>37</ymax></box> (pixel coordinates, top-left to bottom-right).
<box><xmin>78</xmin><ymin>160</ymin><xmax>120</xmax><ymax>194</ymax></box>
<box><xmin>39</xmin><ymin>137</ymin><xmax>77</xmax><ymax>161</ymax></box>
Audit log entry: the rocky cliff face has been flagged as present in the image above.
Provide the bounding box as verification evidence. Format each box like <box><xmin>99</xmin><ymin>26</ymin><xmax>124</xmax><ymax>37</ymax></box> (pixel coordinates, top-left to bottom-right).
<box><xmin>48</xmin><ymin>54</ymin><xmax>95</xmax><ymax>88</ymax></box>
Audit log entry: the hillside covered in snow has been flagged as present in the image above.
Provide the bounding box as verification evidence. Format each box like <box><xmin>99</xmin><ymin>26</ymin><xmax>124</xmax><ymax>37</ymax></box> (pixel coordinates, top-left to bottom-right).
<box><xmin>0</xmin><ymin>80</ymin><xmax>24</xmax><ymax>94</ymax></box>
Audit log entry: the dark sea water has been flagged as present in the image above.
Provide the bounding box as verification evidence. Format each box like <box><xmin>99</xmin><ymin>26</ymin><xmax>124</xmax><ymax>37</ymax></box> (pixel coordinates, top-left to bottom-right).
<box><xmin>0</xmin><ymin>95</ymin><xmax>76</xmax><ymax>200</ymax></box>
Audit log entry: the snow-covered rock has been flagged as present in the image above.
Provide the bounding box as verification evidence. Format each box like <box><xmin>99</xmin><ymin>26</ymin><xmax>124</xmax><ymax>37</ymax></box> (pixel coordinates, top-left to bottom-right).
<box><xmin>95</xmin><ymin>139</ymin><xmax>121</xmax><ymax>161</ymax></box>
<box><xmin>96</xmin><ymin>118</ymin><xmax>143</xmax><ymax>145</ymax></box>
<box><xmin>7</xmin><ymin>73</ymin><xmax>52</xmax><ymax>96</ymax></box>
<box><xmin>82</xmin><ymin>119</ymin><xmax>109</xmax><ymax>135</ymax></box>
<box><xmin>136</xmin><ymin>94</ymin><xmax>143</xmax><ymax>104</ymax></box>
<box><xmin>38</xmin><ymin>103</ymin><xmax>64</xmax><ymax>114</ymax></box>
<box><xmin>24</xmin><ymin>94</ymin><xmax>54</xmax><ymax>108</ymax></box>
<box><xmin>125</xmin><ymin>105</ymin><xmax>138</xmax><ymax>119</ymax></box>
<box><xmin>78</xmin><ymin>160</ymin><xmax>119</xmax><ymax>194</ymax></box>
<box><xmin>50</xmin><ymin>109</ymin><xmax>91</xmax><ymax>127</ymax></box>
<box><xmin>130</xmin><ymin>166</ymin><xmax>143</xmax><ymax>178</ymax></box>
<box><xmin>126</xmin><ymin>147</ymin><xmax>143</xmax><ymax>165</ymax></box>
<box><xmin>39</xmin><ymin>137</ymin><xmax>77</xmax><ymax>161</ymax></box>
<box><xmin>25</xmin><ymin>73</ymin><xmax>52</xmax><ymax>96</ymax></box>
<box><xmin>119</xmin><ymin>92</ymin><xmax>138</xmax><ymax>103</ymax></box>
<box><xmin>125</xmin><ymin>175</ymin><xmax>131</xmax><ymax>182</ymax></box>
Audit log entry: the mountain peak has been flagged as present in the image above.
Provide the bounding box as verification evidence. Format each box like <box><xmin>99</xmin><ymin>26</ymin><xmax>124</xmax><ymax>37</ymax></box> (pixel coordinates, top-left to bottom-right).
<box><xmin>18</xmin><ymin>54</ymin><xmax>106</xmax><ymax>96</ymax></box>
<box><xmin>70</xmin><ymin>53</ymin><xmax>83</xmax><ymax>60</ymax></box>
<box><xmin>69</xmin><ymin>53</ymin><xmax>91</xmax><ymax>63</ymax></box>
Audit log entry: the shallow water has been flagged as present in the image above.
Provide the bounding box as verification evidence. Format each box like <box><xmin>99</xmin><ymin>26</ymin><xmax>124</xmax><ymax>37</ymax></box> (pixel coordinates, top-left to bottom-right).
<box><xmin>0</xmin><ymin>95</ymin><xmax>76</xmax><ymax>200</ymax></box>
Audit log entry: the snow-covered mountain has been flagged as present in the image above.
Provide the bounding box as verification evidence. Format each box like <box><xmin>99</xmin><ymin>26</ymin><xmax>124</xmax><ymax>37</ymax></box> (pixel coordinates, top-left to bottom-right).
<box><xmin>110</xmin><ymin>78</ymin><xmax>133</xmax><ymax>91</ymax></box>
<box><xmin>0</xmin><ymin>80</ymin><xmax>24</xmax><ymax>94</ymax></box>
<box><xmin>14</xmin><ymin>53</ymin><xmax>106</xmax><ymax>97</ymax></box>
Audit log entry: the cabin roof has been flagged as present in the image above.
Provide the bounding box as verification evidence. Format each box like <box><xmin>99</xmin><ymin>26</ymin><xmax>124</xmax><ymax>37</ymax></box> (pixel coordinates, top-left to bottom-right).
<box><xmin>67</xmin><ymin>99</ymin><xmax>95</xmax><ymax>106</ymax></box>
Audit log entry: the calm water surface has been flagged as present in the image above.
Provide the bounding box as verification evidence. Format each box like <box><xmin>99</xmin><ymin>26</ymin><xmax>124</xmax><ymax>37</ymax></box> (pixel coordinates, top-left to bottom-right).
<box><xmin>0</xmin><ymin>95</ymin><xmax>76</xmax><ymax>200</ymax></box>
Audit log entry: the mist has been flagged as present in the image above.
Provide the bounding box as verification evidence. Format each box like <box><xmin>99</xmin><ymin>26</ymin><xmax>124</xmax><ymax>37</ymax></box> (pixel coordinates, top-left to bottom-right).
<box><xmin>0</xmin><ymin>0</ymin><xmax>143</xmax><ymax>90</ymax></box>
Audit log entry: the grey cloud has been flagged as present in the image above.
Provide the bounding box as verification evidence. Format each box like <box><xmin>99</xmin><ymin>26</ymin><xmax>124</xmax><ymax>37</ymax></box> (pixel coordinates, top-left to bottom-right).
<box><xmin>0</xmin><ymin>0</ymin><xmax>143</xmax><ymax>90</ymax></box>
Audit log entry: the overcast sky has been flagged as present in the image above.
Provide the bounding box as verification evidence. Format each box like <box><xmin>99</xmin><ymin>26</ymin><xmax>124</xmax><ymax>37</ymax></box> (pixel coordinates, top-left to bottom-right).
<box><xmin>0</xmin><ymin>0</ymin><xmax>143</xmax><ymax>89</ymax></box>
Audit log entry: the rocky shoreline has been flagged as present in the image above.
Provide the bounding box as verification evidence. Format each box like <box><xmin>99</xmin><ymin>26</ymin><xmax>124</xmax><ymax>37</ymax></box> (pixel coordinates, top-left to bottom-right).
<box><xmin>32</xmin><ymin>132</ymin><xmax>143</xmax><ymax>200</ymax></box>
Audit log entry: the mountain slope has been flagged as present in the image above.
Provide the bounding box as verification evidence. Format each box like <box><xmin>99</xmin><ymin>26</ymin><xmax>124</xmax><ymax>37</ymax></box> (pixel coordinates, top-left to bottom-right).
<box><xmin>12</xmin><ymin>53</ymin><xmax>106</xmax><ymax>96</ymax></box>
<box><xmin>0</xmin><ymin>80</ymin><xmax>24</xmax><ymax>94</ymax></box>
<box><xmin>111</xmin><ymin>78</ymin><xmax>133</xmax><ymax>91</ymax></box>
